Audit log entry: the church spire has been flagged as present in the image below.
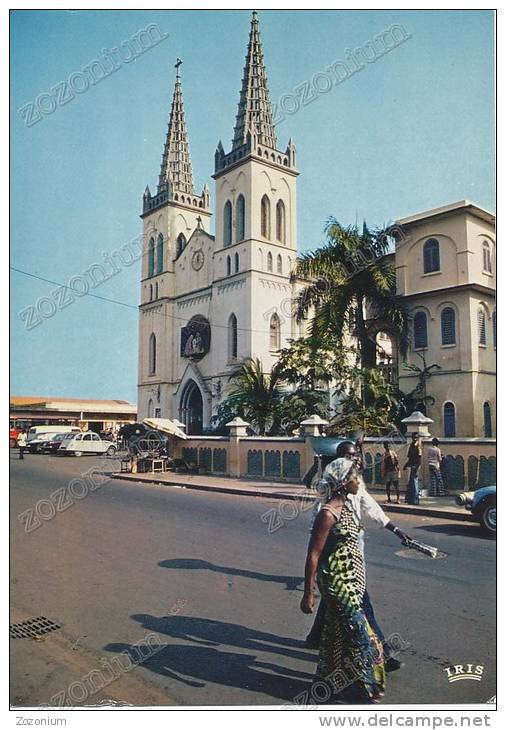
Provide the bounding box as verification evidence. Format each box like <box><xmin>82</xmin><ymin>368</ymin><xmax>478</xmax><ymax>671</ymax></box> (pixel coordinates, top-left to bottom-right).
<box><xmin>232</xmin><ymin>11</ymin><xmax>277</xmax><ymax>151</ymax></box>
<box><xmin>158</xmin><ymin>59</ymin><xmax>195</xmax><ymax>195</ymax></box>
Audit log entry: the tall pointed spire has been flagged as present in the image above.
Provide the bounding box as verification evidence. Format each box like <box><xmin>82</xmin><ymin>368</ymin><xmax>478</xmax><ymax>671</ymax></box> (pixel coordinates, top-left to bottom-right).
<box><xmin>232</xmin><ymin>11</ymin><xmax>277</xmax><ymax>151</ymax></box>
<box><xmin>158</xmin><ymin>59</ymin><xmax>195</xmax><ymax>195</ymax></box>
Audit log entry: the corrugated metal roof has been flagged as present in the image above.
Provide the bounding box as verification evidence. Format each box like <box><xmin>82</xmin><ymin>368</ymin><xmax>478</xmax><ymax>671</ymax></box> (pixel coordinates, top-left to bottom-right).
<box><xmin>10</xmin><ymin>396</ymin><xmax>136</xmax><ymax>413</ymax></box>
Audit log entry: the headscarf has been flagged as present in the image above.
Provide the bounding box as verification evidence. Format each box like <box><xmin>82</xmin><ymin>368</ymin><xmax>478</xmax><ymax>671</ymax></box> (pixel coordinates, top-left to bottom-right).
<box><xmin>316</xmin><ymin>457</ymin><xmax>356</xmax><ymax>501</ymax></box>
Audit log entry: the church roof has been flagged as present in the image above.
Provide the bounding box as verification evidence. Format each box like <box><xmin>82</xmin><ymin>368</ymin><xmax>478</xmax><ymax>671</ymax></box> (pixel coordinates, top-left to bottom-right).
<box><xmin>231</xmin><ymin>11</ymin><xmax>277</xmax><ymax>151</ymax></box>
<box><xmin>158</xmin><ymin>59</ymin><xmax>195</xmax><ymax>196</ymax></box>
<box><xmin>187</xmin><ymin>227</ymin><xmax>215</xmax><ymax>245</ymax></box>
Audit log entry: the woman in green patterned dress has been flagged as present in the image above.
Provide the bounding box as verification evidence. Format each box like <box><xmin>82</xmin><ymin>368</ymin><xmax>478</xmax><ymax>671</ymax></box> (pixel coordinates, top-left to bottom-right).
<box><xmin>301</xmin><ymin>458</ymin><xmax>385</xmax><ymax>704</ymax></box>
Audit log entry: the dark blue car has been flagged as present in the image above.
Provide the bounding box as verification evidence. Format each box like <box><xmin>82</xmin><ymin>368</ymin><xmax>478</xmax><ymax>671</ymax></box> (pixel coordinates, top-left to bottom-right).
<box><xmin>456</xmin><ymin>485</ymin><xmax>496</xmax><ymax>535</ymax></box>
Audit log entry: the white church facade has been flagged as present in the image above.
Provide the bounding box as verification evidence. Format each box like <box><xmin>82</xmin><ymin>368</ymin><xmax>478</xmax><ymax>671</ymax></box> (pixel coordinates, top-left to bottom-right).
<box><xmin>137</xmin><ymin>12</ymin><xmax>304</xmax><ymax>433</ymax></box>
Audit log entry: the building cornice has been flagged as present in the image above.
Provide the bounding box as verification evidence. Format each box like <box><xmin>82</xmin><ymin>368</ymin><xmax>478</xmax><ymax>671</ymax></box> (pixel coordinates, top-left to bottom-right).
<box><xmin>399</xmin><ymin>282</ymin><xmax>495</xmax><ymax>301</ymax></box>
<box><xmin>212</xmin><ymin>152</ymin><xmax>299</xmax><ymax>180</ymax></box>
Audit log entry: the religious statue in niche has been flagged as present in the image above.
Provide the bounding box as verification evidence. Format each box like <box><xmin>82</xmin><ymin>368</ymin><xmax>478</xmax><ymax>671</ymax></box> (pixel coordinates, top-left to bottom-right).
<box><xmin>180</xmin><ymin>315</ymin><xmax>211</xmax><ymax>359</ymax></box>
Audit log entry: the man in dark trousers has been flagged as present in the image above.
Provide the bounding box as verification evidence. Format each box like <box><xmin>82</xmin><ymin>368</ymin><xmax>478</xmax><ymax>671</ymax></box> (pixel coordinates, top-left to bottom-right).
<box><xmin>404</xmin><ymin>432</ymin><xmax>422</xmax><ymax>504</ymax></box>
<box><xmin>305</xmin><ymin>439</ymin><xmax>409</xmax><ymax>672</ymax></box>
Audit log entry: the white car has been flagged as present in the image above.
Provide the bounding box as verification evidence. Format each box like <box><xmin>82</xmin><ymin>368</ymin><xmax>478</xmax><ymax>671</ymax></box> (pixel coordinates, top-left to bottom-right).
<box><xmin>26</xmin><ymin>425</ymin><xmax>81</xmax><ymax>453</ymax></box>
<box><xmin>58</xmin><ymin>431</ymin><xmax>117</xmax><ymax>457</ymax></box>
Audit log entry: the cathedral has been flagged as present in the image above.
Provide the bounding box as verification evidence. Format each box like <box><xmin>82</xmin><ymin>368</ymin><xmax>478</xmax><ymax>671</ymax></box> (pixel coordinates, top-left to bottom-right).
<box><xmin>138</xmin><ymin>11</ymin><xmax>495</xmax><ymax>439</ymax></box>
<box><xmin>138</xmin><ymin>11</ymin><xmax>302</xmax><ymax>433</ymax></box>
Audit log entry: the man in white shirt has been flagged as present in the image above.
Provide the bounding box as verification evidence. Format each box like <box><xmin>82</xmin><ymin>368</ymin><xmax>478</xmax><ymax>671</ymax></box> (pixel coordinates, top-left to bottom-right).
<box><xmin>305</xmin><ymin>440</ymin><xmax>410</xmax><ymax>673</ymax></box>
<box><xmin>426</xmin><ymin>437</ymin><xmax>446</xmax><ymax>496</ymax></box>
<box><xmin>17</xmin><ymin>430</ymin><xmax>27</xmax><ymax>460</ymax></box>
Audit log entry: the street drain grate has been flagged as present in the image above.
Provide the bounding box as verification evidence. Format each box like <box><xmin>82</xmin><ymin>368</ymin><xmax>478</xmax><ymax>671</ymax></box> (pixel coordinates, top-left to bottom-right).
<box><xmin>10</xmin><ymin>616</ymin><xmax>61</xmax><ymax>639</ymax></box>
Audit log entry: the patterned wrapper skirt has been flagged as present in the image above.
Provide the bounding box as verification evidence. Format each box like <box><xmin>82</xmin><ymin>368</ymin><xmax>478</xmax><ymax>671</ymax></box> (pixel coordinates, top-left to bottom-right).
<box><xmin>315</xmin><ymin>503</ymin><xmax>385</xmax><ymax>702</ymax></box>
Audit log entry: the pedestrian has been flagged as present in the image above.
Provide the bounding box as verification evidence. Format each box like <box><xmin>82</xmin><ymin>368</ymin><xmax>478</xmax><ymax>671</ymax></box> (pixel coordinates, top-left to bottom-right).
<box><xmin>305</xmin><ymin>440</ymin><xmax>409</xmax><ymax>675</ymax></box>
<box><xmin>301</xmin><ymin>458</ymin><xmax>385</xmax><ymax>703</ymax></box>
<box><xmin>355</xmin><ymin>433</ymin><xmax>365</xmax><ymax>471</ymax></box>
<box><xmin>17</xmin><ymin>429</ymin><xmax>27</xmax><ymax>460</ymax></box>
<box><xmin>381</xmin><ymin>441</ymin><xmax>400</xmax><ymax>504</ymax></box>
<box><xmin>403</xmin><ymin>433</ymin><xmax>421</xmax><ymax>505</ymax></box>
<box><xmin>427</xmin><ymin>438</ymin><xmax>446</xmax><ymax>496</ymax></box>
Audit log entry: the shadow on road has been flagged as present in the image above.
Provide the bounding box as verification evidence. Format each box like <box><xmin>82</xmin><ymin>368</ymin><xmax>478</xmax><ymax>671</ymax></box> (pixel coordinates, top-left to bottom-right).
<box><xmin>104</xmin><ymin>614</ymin><xmax>315</xmax><ymax>701</ymax></box>
<box><xmin>413</xmin><ymin>522</ymin><xmax>494</xmax><ymax>540</ymax></box>
<box><xmin>132</xmin><ymin>613</ymin><xmax>315</xmax><ymax>662</ymax></box>
<box><xmin>158</xmin><ymin>558</ymin><xmax>304</xmax><ymax>591</ymax></box>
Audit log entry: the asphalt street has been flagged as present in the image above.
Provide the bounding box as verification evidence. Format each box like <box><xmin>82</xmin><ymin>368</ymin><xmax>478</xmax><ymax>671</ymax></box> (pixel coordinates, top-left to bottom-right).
<box><xmin>10</xmin><ymin>451</ymin><xmax>496</xmax><ymax>707</ymax></box>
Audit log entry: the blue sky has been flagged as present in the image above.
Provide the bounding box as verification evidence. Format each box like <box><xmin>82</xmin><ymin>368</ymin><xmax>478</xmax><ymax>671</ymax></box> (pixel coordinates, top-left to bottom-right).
<box><xmin>10</xmin><ymin>9</ymin><xmax>495</xmax><ymax>403</ymax></box>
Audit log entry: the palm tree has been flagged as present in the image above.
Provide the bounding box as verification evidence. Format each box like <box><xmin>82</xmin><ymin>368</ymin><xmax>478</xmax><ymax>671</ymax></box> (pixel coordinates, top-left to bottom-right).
<box><xmin>225</xmin><ymin>357</ymin><xmax>284</xmax><ymax>435</ymax></box>
<box><xmin>292</xmin><ymin>218</ymin><xmax>409</xmax><ymax>369</ymax></box>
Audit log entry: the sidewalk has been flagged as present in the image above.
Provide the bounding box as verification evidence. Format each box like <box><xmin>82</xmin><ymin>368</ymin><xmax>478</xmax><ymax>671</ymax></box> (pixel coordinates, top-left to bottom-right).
<box><xmin>10</xmin><ymin>606</ymin><xmax>175</xmax><ymax>707</ymax></box>
<box><xmin>112</xmin><ymin>470</ymin><xmax>470</xmax><ymax>522</ymax></box>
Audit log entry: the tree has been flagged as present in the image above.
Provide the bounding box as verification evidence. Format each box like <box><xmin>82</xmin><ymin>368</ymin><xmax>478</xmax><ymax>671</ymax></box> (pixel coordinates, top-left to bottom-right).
<box><xmin>222</xmin><ymin>357</ymin><xmax>285</xmax><ymax>436</ymax></box>
<box><xmin>400</xmin><ymin>353</ymin><xmax>442</xmax><ymax>414</ymax></box>
<box><xmin>330</xmin><ymin>366</ymin><xmax>401</xmax><ymax>435</ymax></box>
<box><xmin>292</xmin><ymin>219</ymin><xmax>409</xmax><ymax>369</ymax></box>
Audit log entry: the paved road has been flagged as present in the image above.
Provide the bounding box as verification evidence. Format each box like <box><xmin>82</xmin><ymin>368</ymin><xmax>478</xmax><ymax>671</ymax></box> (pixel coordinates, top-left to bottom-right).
<box><xmin>10</xmin><ymin>451</ymin><xmax>496</xmax><ymax>707</ymax></box>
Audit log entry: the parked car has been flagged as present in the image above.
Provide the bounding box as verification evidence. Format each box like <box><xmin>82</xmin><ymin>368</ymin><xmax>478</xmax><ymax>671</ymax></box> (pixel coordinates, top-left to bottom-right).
<box><xmin>456</xmin><ymin>485</ymin><xmax>496</xmax><ymax>535</ymax></box>
<box><xmin>26</xmin><ymin>425</ymin><xmax>81</xmax><ymax>453</ymax></box>
<box><xmin>58</xmin><ymin>431</ymin><xmax>117</xmax><ymax>457</ymax></box>
<box><xmin>38</xmin><ymin>432</ymin><xmax>72</xmax><ymax>454</ymax></box>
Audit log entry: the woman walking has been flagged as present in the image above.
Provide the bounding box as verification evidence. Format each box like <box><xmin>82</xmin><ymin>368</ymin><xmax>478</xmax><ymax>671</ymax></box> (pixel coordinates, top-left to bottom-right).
<box><xmin>300</xmin><ymin>458</ymin><xmax>385</xmax><ymax>704</ymax></box>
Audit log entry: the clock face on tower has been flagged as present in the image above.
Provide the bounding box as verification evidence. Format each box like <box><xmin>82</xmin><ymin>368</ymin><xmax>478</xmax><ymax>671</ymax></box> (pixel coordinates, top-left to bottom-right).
<box><xmin>191</xmin><ymin>249</ymin><xmax>205</xmax><ymax>271</ymax></box>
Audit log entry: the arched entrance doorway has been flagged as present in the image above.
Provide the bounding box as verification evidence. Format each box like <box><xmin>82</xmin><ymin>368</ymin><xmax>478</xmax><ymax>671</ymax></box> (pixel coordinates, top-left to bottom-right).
<box><xmin>179</xmin><ymin>380</ymin><xmax>203</xmax><ymax>435</ymax></box>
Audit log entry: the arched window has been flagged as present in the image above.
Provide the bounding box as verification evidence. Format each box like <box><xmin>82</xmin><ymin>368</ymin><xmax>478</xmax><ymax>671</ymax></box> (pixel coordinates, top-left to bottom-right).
<box><xmin>234</xmin><ymin>252</ymin><xmax>239</xmax><ymax>273</ymax></box>
<box><xmin>149</xmin><ymin>284</ymin><xmax>153</xmax><ymax>301</ymax></box>
<box><xmin>156</xmin><ymin>233</ymin><xmax>164</xmax><ymax>274</ymax></box>
<box><xmin>413</xmin><ymin>311</ymin><xmax>428</xmax><ymax>349</ymax></box>
<box><xmin>478</xmin><ymin>307</ymin><xmax>487</xmax><ymax>345</ymax></box>
<box><xmin>261</xmin><ymin>195</ymin><xmax>271</xmax><ymax>239</ymax></box>
<box><xmin>223</xmin><ymin>200</ymin><xmax>232</xmax><ymax>246</ymax></box>
<box><xmin>423</xmin><ymin>238</ymin><xmax>440</xmax><ymax>274</ymax></box>
<box><xmin>267</xmin><ymin>251</ymin><xmax>273</xmax><ymax>272</ymax></box>
<box><xmin>483</xmin><ymin>402</ymin><xmax>492</xmax><ymax>437</ymax></box>
<box><xmin>441</xmin><ymin>307</ymin><xmax>456</xmax><ymax>345</ymax></box>
<box><xmin>155</xmin><ymin>282</ymin><xmax>159</xmax><ymax>300</ymax></box>
<box><xmin>147</xmin><ymin>398</ymin><xmax>154</xmax><ymax>418</ymax></box>
<box><xmin>228</xmin><ymin>313</ymin><xmax>238</xmax><ymax>360</ymax></box>
<box><xmin>269</xmin><ymin>313</ymin><xmax>281</xmax><ymax>351</ymax></box>
<box><xmin>493</xmin><ymin>309</ymin><xmax>496</xmax><ymax>349</ymax></box>
<box><xmin>483</xmin><ymin>242</ymin><xmax>492</xmax><ymax>273</ymax></box>
<box><xmin>443</xmin><ymin>402</ymin><xmax>456</xmax><ymax>437</ymax></box>
<box><xmin>176</xmin><ymin>233</ymin><xmax>186</xmax><ymax>258</ymax></box>
<box><xmin>226</xmin><ymin>255</ymin><xmax>231</xmax><ymax>276</ymax></box>
<box><xmin>277</xmin><ymin>254</ymin><xmax>282</xmax><ymax>274</ymax></box>
<box><xmin>236</xmin><ymin>194</ymin><xmax>245</xmax><ymax>242</ymax></box>
<box><xmin>148</xmin><ymin>333</ymin><xmax>156</xmax><ymax>375</ymax></box>
<box><xmin>276</xmin><ymin>199</ymin><xmax>286</xmax><ymax>244</ymax></box>
<box><xmin>148</xmin><ymin>237</ymin><xmax>155</xmax><ymax>277</ymax></box>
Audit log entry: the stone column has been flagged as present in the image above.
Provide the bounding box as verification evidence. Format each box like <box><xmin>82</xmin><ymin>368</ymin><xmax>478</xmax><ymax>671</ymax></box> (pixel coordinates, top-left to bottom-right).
<box><xmin>300</xmin><ymin>414</ymin><xmax>329</xmax><ymax>437</ymax></box>
<box><xmin>226</xmin><ymin>417</ymin><xmax>249</xmax><ymax>478</ymax></box>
